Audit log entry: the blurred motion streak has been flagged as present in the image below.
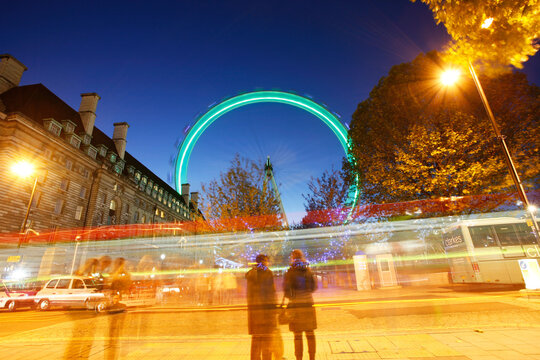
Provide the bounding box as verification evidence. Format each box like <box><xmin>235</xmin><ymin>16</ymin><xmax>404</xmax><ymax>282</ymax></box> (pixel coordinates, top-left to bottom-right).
<box><xmin>0</xmin><ymin>190</ymin><xmax>538</xmax><ymax>297</ymax></box>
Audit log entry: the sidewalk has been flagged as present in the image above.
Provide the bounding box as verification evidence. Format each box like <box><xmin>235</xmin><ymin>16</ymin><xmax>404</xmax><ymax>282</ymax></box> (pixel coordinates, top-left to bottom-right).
<box><xmin>122</xmin><ymin>284</ymin><xmax>537</xmax><ymax>312</ymax></box>
<box><xmin>4</xmin><ymin>286</ymin><xmax>535</xmax><ymax>359</ymax></box>
<box><xmin>2</xmin><ymin>326</ymin><xmax>539</xmax><ymax>359</ymax></box>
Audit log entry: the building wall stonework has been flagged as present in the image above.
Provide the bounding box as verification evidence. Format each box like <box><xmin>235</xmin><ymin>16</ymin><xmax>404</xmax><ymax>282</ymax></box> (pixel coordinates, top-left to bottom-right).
<box><xmin>0</xmin><ymin>56</ymin><xmax>201</xmax><ymax>238</ymax></box>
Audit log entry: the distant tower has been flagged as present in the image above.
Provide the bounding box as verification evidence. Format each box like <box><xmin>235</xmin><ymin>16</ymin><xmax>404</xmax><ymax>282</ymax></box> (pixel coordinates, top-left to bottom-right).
<box><xmin>264</xmin><ymin>156</ymin><xmax>289</xmax><ymax>228</ymax></box>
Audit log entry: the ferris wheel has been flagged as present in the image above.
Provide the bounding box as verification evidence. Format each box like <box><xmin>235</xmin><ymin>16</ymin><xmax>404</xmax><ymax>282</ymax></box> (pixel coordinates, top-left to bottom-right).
<box><xmin>173</xmin><ymin>90</ymin><xmax>360</xmax><ymax>222</ymax></box>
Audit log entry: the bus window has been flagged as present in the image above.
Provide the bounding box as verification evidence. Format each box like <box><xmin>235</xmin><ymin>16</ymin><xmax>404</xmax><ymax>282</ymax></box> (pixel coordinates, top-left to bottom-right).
<box><xmin>494</xmin><ymin>224</ymin><xmax>521</xmax><ymax>246</ymax></box>
<box><xmin>515</xmin><ymin>223</ymin><xmax>537</xmax><ymax>245</ymax></box>
<box><xmin>469</xmin><ymin>226</ymin><xmax>498</xmax><ymax>248</ymax></box>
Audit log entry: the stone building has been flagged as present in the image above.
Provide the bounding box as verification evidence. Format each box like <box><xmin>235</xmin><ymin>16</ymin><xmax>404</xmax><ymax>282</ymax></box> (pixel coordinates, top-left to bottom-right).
<box><xmin>0</xmin><ymin>54</ymin><xmax>201</xmax><ymax>237</ymax></box>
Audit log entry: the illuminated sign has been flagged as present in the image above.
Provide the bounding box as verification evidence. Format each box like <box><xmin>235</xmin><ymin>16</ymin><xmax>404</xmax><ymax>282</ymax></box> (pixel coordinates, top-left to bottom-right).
<box><xmin>7</xmin><ymin>256</ymin><xmax>21</xmax><ymax>263</ymax></box>
<box><xmin>525</xmin><ymin>245</ymin><xmax>540</xmax><ymax>258</ymax></box>
<box><xmin>519</xmin><ymin>259</ymin><xmax>540</xmax><ymax>290</ymax></box>
<box><xmin>443</xmin><ymin>235</ymin><xmax>464</xmax><ymax>248</ymax></box>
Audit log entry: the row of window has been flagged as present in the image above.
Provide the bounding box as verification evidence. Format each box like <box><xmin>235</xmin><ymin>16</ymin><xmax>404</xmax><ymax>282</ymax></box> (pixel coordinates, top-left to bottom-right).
<box><xmin>469</xmin><ymin>224</ymin><xmax>536</xmax><ymax>248</ymax></box>
<box><xmin>41</xmin><ymin>118</ymin><xmax>192</xmax><ymax>221</ymax></box>
<box><xmin>57</xmin><ymin>179</ymin><xmax>87</xmax><ymax>199</ymax></box>
<box><xmin>105</xmin><ymin>196</ymin><xmax>180</xmax><ymax>226</ymax></box>
<box><xmin>43</xmin><ymin>147</ymin><xmax>91</xmax><ymax>180</ymax></box>
<box><xmin>44</xmin><ymin>127</ymin><xmax>188</xmax><ymax>218</ymax></box>
<box><xmin>43</xmin><ymin>118</ymin><xmax>126</xmax><ymax>175</ymax></box>
<box><xmin>52</xmin><ymin>200</ymin><xmax>83</xmax><ymax>219</ymax></box>
<box><xmin>125</xmin><ymin>173</ymin><xmax>191</xmax><ymax>218</ymax></box>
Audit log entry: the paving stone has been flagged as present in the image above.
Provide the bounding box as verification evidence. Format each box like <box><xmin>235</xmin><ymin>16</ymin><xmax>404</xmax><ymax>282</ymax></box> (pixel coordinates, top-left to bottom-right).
<box><xmin>329</xmin><ymin>340</ymin><xmax>353</xmax><ymax>354</ymax></box>
<box><xmin>349</xmin><ymin>339</ymin><xmax>376</xmax><ymax>352</ymax></box>
<box><xmin>365</xmin><ymin>336</ymin><xmax>398</xmax><ymax>351</ymax></box>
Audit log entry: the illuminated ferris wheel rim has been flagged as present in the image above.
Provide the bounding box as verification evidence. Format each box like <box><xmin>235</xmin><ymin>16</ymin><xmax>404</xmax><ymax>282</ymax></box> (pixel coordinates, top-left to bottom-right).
<box><xmin>174</xmin><ymin>90</ymin><xmax>359</xmax><ymax>208</ymax></box>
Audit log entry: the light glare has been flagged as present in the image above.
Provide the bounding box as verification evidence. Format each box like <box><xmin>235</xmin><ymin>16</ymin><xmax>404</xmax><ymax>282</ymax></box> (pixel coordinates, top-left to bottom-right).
<box><xmin>11</xmin><ymin>161</ymin><xmax>35</xmax><ymax>178</ymax></box>
<box><xmin>481</xmin><ymin>18</ymin><xmax>494</xmax><ymax>29</ymax></box>
<box><xmin>441</xmin><ymin>69</ymin><xmax>460</xmax><ymax>86</ymax></box>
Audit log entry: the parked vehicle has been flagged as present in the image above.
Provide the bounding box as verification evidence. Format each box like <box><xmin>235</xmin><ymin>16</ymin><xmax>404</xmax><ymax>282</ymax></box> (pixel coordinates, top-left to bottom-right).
<box><xmin>443</xmin><ymin>217</ymin><xmax>539</xmax><ymax>284</ymax></box>
<box><xmin>0</xmin><ymin>280</ymin><xmax>38</xmax><ymax>311</ymax></box>
<box><xmin>34</xmin><ymin>276</ymin><xmax>106</xmax><ymax>312</ymax></box>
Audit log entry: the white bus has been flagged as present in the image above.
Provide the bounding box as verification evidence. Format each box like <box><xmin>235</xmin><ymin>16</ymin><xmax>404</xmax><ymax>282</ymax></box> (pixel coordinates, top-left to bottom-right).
<box><xmin>443</xmin><ymin>217</ymin><xmax>539</xmax><ymax>284</ymax></box>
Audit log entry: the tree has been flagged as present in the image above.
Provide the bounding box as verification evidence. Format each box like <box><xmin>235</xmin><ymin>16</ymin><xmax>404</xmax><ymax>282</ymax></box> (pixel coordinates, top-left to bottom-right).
<box><xmin>478</xmin><ymin>72</ymin><xmax>540</xmax><ymax>187</ymax></box>
<box><xmin>200</xmin><ymin>154</ymin><xmax>282</xmax><ymax>229</ymax></box>
<box><xmin>348</xmin><ymin>52</ymin><xmax>539</xmax><ymax>204</ymax></box>
<box><xmin>412</xmin><ymin>0</ymin><xmax>540</xmax><ymax>73</ymax></box>
<box><xmin>301</xmin><ymin>166</ymin><xmax>350</xmax><ymax>226</ymax></box>
<box><xmin>381</xmin><ymin>111</ymin><xmax>507</xmax><ymax>201</ymax></box>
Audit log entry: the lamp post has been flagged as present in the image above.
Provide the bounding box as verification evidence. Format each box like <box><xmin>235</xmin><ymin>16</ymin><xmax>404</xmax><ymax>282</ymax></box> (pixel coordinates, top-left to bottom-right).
<box><xmin>70</xmin><ymin>236</ymin><xmax>81</xmax><ymax>275</ymax></box>
<box><xmin>11</xmin><ymin>161</ymin><xmax>39</xmax><ymax>247</ymax></box>
<box><xmin>440</xmin><ymin>66</ymin><xmax>540</xmax><ymax>240</ymax></box>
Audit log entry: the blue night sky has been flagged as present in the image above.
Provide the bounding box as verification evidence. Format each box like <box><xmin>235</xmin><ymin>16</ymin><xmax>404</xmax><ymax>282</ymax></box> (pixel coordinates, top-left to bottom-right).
<box><xmin>3</xmin><ymin>1</ymin><xmax>539</xmax><ymax>224</ymax></box>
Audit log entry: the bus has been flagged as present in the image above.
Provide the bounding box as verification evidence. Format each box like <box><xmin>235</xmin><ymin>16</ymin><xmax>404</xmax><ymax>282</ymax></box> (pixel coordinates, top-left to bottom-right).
<box><xmin>443</xmin><ymin>217</ymin><xmax>539</xmax><ymax>284</ymax></box>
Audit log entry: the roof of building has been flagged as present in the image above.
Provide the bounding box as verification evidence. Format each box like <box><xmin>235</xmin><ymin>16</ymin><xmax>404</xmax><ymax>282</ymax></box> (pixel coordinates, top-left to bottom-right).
<box><xmin>0</xmin><ymin>83</ymin><xmax>189</xmax><ymax>207</ymax></box>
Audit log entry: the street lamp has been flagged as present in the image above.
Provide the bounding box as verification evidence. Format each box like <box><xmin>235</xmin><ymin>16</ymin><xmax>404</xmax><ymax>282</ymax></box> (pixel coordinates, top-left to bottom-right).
<box><xmin>440</xmin><ymin>65</ymin><xmax>540</xmax><ymax>240</ymax></box>
<box><xmin>70</xmin><ymin>236</ymin><xmax>82</xmax><ymax>275</ymax></box>
<box><xmin>440</xmin><ymin>69</ymin><xmax>460</xmax><ymax>86</ymax></box>
<box><xmin>11</xmin><ymin>161</ymin><xmax>39</xmax><ymax>246</ymax></box>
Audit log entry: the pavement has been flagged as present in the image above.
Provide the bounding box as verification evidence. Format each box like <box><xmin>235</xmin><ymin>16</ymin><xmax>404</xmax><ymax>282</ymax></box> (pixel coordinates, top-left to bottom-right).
<box><xmin>1</xmin><ymin>285</ymin><xmax>540</xmax><ymax>359</ymax></box>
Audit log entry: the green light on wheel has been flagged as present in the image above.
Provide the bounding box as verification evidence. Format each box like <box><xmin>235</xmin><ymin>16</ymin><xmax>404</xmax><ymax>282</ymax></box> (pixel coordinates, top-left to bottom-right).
<box><xmin>174</xmin><ymin>90</ymin><xmax>359</xmax><ymax>215</ymax></box>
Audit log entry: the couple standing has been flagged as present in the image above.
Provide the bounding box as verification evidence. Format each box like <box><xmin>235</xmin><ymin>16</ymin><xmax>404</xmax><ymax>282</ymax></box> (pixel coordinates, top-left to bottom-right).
<box><xmin>246</xmin><ymin>250</ymin><xmax>317</xmax><ymax>360</ymax></box>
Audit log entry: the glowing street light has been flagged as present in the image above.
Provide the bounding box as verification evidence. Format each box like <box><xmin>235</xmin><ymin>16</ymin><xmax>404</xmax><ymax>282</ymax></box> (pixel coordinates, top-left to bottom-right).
<box><xmin>11</xmin><ymin>160</ymin><xmax>39</xmax><ymax>246</ymax></box>
<box><xmin>440</xmin><ymin>69</ymin><xmax>461</xmax><ymax>86</ymax></box>
<box><xmin>11</xmin><ymin>161</ymin><xmax>35</xmax><ymax>178</ymax></box>
<box><xmin>70</xmin><ymin>236</ymin><xmax>82</xmax><ymax>275</ymax></box>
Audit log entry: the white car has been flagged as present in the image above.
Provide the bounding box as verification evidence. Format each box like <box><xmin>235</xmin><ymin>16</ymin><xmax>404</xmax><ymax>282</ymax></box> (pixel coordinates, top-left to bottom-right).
<box><xmin>1</xmin><ymin>280</ymin><xmax>37</xmax><ymax>311</ymax></box>
<box><xmin>34</xmin><ymin>276</ymin><xmax>106</xmax><ymax>312</ymax></box>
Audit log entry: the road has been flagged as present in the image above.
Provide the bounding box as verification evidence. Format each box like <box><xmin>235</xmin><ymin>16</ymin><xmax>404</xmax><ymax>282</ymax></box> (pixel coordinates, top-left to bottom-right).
<box><xmin>1</xmin><ymin>286</ymin><xmax>539</xmax><ymax>359</ymax></box>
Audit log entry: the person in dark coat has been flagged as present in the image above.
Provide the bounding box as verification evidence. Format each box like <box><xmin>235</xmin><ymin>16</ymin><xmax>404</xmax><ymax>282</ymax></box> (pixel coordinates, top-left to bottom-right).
<box><xmin>246</xmin><ymin>254</ymin><xmax>277</xmax><ymax>360</ymax></box>
<box><xmin>284</xmin><ymin>249</ymin><xmax>317</xmax><ymax>360</ymax></box>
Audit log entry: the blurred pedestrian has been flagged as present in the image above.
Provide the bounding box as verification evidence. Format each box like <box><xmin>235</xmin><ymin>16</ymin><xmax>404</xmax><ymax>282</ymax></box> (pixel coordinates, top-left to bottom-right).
<box><xmin>284</xmin><ymin>249</ymin><xmax>317</xmax><ymax>360</ymax></box>
<box><xmin>223</xmin><ymin>270</ymin><xmax>238</xmax><ymax>304</ymax></box>
<box><xmin>110</xmin><ymin>257</ymin><xmax>131</xmax><ymax>301</ymax></box>
<box><xmin>246</xmin><ymin>254</ymin><xmax>277</xmax><ymax>360</ymax></box>
<box><xmin>212</xmin><ymin>266</ymin><xmax>224</xmax><ymax>304</ymax></box>
<box><xmin>195</xmin><ymin>272</ymin><xmax>210</xmax><ymax>306</ymax></box>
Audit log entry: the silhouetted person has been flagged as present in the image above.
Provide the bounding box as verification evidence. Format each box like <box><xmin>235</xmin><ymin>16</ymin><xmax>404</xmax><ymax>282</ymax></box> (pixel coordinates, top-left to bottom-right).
<box><xmin>105</xmin><ymin>311</ymin><xmax>126</xmax><ymax>360</ymax></box>
<box><xmin>63</xmin><ymin>312</ymin><xmax>98</xmax><ymax>359</ymax></box>
<box><xmin>246</xmin><ymin>254</ymin><xmax>277</xmax><ymax>360</ymax></box>
<box><xmin>284</xmin><ymin>249</ymin><xmax>317</xmax><ymax>360</ymax></box>
<box><xmin>110</xmin><ymin>257</ymin><xmax>131</xmax><ymax>301</ymax></box>
<box><xmin>223</xmin><ymin>270</ymin><xmax>238</xmax><ymax>304</ymax></box>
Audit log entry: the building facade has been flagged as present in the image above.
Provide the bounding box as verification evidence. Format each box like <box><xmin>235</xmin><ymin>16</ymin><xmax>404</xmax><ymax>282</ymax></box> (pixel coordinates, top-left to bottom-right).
<box><xmin>0</xmin><ymin>54</ymin><xmax>201</xmax><ymax>237</ymax></box>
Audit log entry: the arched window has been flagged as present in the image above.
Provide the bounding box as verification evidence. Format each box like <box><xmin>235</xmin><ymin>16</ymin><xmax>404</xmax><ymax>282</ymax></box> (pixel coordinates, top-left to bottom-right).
<box><xmin>108</xmin><ymin>199</ymin><xmax>117</xmax><ymax>225</ymax></box>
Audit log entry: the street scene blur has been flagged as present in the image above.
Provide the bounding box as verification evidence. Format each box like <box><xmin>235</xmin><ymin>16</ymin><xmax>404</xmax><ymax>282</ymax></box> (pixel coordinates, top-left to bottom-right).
<box><xmin>1</xmin><ymin>1</ymin><xmax>540</xmax><ymax>359</ymax></box>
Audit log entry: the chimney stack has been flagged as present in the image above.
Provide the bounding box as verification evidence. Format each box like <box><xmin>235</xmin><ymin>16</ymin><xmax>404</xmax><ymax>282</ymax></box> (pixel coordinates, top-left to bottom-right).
<box><xmin>181</xmin><ymin>183</ymin><xmax>190</xmax><ymax>207</ymax></box>
<box><xmin>78</xmin><ymin>92</ymin><xmax>100</xmax><ymax>136</ymax></box>
<box><xmin>190</xmin><ymin>192</ymin><xmax>199</xmax><ymax>213</ymax></box>
<box><xmin>112</xmin><ymin>122</ymin><xmax>129</xmax><ymax>159</ymax></box>
<box><xmin>0</xmin><ymin>54</ymin><xmax>27</xmax><ymax>94</ymax></box>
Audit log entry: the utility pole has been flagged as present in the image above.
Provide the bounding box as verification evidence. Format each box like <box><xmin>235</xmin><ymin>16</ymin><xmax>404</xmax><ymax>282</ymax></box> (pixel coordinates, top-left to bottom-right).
<box><xmin>468</xmin><ymin>62</ymin><xmax>539</xmax><ymax>240</ymax></box>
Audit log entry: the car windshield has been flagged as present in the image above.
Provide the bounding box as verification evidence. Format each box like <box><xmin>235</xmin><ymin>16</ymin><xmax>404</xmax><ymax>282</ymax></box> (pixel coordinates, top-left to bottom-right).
<box><xmin>83</xmin><ymin>278</ymin><xmax>98</xmax><ymax>288</ymax></box>
<box><xmin>3</xmin><ymin>281</ymin><xmax>37</xmax><ymax>291</ymax></box>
